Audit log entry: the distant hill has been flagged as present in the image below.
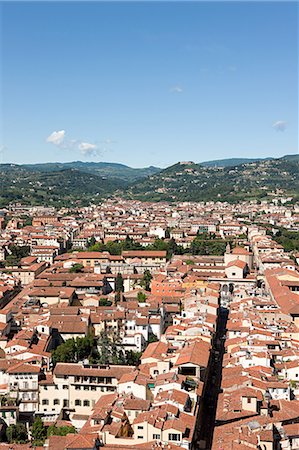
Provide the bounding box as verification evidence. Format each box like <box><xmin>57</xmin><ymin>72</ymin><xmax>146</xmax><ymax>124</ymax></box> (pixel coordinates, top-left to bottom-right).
<box><xmin>21</xmin><ymin>161</ymin><xmax>161</xmax><ymax>181</ymax></box>
<box><xmin>0</xmin><ymin>166</ymin><xmax>126</xmax><ymax>208</ymax></box>
<box><xmin>1</xmin><ymin>154</ymin><xmax>298</xmax><ymax>207</ymax></box>
<box><xmin>200</xmin><ymin>154</ymin><xmax>298</xmax><ymax>167</ymax></box>
<box><xmin>280</xmin><ymin>154</ymin><xmax>299</xmax><ymax>162</ymax></box>
<box><xmin>125</xmin><ymin>155</ymin><xmax>299</xmax><ymax>203</ymax></box>
<box><xmin>200</xmin><ymin>157</ymin><xmax>269</xmax><ymax>167</ymax></box>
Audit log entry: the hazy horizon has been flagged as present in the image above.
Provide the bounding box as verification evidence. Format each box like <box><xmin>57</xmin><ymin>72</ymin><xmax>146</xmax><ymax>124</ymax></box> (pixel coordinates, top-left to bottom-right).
<box><xmin>1</xmin><ymin>153</ymin><xmax>298</xmax><ymax>170</ymax></box>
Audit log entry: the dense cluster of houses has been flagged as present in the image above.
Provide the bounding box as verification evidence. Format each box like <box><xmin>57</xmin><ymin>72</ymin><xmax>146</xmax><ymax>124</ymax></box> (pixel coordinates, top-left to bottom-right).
<box><xmin>0</xmin><ymin>199</ymin><xmax>297</xmax><ymax>449</ymax></box>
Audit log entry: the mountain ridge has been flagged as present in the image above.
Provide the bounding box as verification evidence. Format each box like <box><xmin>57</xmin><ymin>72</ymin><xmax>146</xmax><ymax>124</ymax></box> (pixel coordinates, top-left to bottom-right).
<box><xmin>0</xmin><ymin>154</ymin><xmax>298</xmax><ymax>207</ymax></box>
<box><xmin>125</xmin><ymin>154</ymin><xmax>299</xmax><ymax>203</ymax></box>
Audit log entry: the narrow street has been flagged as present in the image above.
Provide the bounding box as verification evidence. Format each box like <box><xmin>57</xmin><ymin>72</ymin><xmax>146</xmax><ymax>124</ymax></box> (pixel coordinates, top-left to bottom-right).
<box><xmin>193</xmin><ymin>304</ymin><xmax>229</xmax><ymax>449</ymax></box>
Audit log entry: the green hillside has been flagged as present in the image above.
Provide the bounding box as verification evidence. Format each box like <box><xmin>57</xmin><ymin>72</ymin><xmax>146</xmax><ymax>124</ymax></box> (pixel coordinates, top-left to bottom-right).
<box><xmin>21</xmin><ymin>161</ymin><xmax>161</xmax><ymax>181</ymax></box>
<box><xmin>1</xmin><ymin>155</ymin><xmax>298</xmax><ymax>207</ymax></box>
<box><xmin>125</xmin><ymin>157</ymin><xmax>299</xmax><ymax>203</ymax></box>
<box><xmin>0</xmin><ymin>167</ymin><xmax>125</xmax><ymax>208</ymax></box>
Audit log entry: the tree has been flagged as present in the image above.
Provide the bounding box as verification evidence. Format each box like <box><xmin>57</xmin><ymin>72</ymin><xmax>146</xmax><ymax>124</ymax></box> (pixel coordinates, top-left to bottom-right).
<box><xmin>99</xmin><ymin>298</ymin><xmax>112</xmax><ymax>306</ymax></box>
<box><xmin>5</xmin><ymin>244</ymin><xmax>30</xmax><ymax>267</ymax></box>
<box><xmin>148</xmin><ymin>333</ymin><xmax>159</xmax><ymax>343</ymax></box>
<box><xmin>115</xmin><ymin>273</ymin><xmax>124</xmax><ymax>303</ymax></box>
<box><xmin>137</xmin><ymin>292</ymin><xmax>147</xmax><ymax>302</ymax></box>
<box><xmin>149</xmin><ymin>238</ymin><xmax>168</xmax><ymax>251</ymax></box>
<box><xmin>52</xmin><ymin>335</ymin><xmax>97</xmax><ymax>366</ymax></box>
<box><xmin>31</xmin><ymin>416</ymin><xmax>47</xmax><ymax>445</ymax></box>
<box><xmin>123</xmin><ymin>236</ymin><xmax>135</xmax><ymax>250</ymax></box>
<box><xmin>190</xmin><ymin>236</ymin><xmax>226</xmax><ymax>256</ymax></box>
<box><xmin>76</xmin><ymin>334</ymin><xmax>94</xmax><ymax>361</ymax></box>
<box><xmin>47</xmin><ymin>425</ymin><xmax>76</xmax><ymax>437</ymax></box>
<box><xmin>52</xmin><ymin>339</ymin><xmax>77</xmax><ymax>365</ymax></box>
<box><xmin>167</xmin><ymin>238</ymin><xmax>180</xmax><ymax>259</ymax></box>
<box><xmin>125</xmin><ymin>350</ymin><xmax>142</xmax><ymax>366</ymax></box>
<box><xmin>88</xmin><ymin>236</ymin><xmax>96</xmax><ymax>247</ymax></box>
<box><xmin>69</xmin><ymin>263</ymin><xmax>84</xmax><ymax>273</ymax></box>
<box><xmin>140</xmin><ymin>270</ymin><xmax>152</xmax><ymax>291</ymax></box>
<box><xmin>115</xmin><ymin>273</ymin><xmax>124</xmax><ymax>293</ymax></box>
<box><xmin>96</xmin><ymin>330</ymin><xmax>125</xmax><ymax>365</ymax></box>
<box><xmin>6</xmin><ymin>424</ymin><xmax>28</xmax><ymax>444</ymax></box>
<box><xmin>21</xmin><ymin>216</ymin><xmax>32</xmax><ymax>227</ymax></box>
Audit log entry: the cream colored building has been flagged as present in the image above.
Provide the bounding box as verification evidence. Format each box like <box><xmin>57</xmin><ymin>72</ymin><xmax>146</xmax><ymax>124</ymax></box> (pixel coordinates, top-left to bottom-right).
<box><xmin>38</xmin><ymin>363</ymin><xmax>134</xmax><ymax>417</ymax></box>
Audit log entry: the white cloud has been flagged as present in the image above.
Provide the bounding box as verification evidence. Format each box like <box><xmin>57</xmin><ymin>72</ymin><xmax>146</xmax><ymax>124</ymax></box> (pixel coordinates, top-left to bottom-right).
<box><xmin>170</xmin><ymin>86</ymin><xmax>183</xmax><ymax>93</ymax></box>
<box><xmin>46</xmin><ymin>130</ymin><xmax>65</xmax><ymax>145</ymax></box>
<box><xmin>101</xmin><ymin>139</ymin><xmax>117</xmax><ymax>145</ymax></box>
<box><xmin>46</xmin><ymin>130</ymin><xmax>99</xmax><ymax>157</ymax></box>
<box><xmin>79</xmin><ymin>142</ymin><xmax>98</xmax><ymax>157</ymax></box>
<box><xmin>79</xmin><ymin>142</ymin><xmax>97</xmax><ymax>152</ymax></box>
<box><xmin>272</xmin><ymin>121</ymin><xmax>287</xmax><ymax>132</ymax></box>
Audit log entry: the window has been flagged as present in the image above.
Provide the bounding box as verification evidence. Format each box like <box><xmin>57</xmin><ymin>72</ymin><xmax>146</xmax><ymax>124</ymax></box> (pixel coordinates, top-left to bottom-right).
<box><xmin>168</xmin><ymin>434</ymin><xmax>180</xmax><ymax>441</ymax></box>
<box><xmin>153</xmin><ymin>434</ymin><xmax>160</xmax><ymax>440</ymax></box>
<box><xmin>83</xmin><ymin>400</ymin><xmax>90</xmax><ymax>407</ymax></box>
<box><xmin>63</xmin><ymin>385</ymin><xmax>68</xmax><ymax>390</ymax></box>
<box><xmin>42</xmin><ymin>399</ymin><xmax>49</xmax><ymax>405</ymax></box>
<box><xmin>75</xmin><ymin>399</ymin><xmax>81</xmax><ymax>406</ymax></box>
<box><xmin>247</xmin><ymin>398</ymin><xmax>251</xmax><ymax>403</ymax></box>
<box><xmin>137</xmin><ymin>426</ymin><xmax>143</xmax><ymax>430</ymax></box>
<box><xmin>54</xmin><ymin>399</ymin><xmax>60</xmax><ymax>405</ymax></box>
<box><xmin>137</xmin><ymin>436</ymin><xmax>143</xmax><ymax>439</ymax></box>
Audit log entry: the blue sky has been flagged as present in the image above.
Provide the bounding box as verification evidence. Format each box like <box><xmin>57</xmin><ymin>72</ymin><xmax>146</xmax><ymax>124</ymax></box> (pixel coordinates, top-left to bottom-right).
<box><xmin>1</xmin><ymin>1</ymin><xmax>298</xmax><ymax>167</ymax></box>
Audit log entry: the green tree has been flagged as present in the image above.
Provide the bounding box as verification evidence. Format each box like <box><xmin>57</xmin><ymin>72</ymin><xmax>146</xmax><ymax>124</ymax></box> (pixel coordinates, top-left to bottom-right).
<box><xmin>123</xmin><ymin>236</ymin><xmax>136</xmax><ymax>250</ymax></box>
<box><xmin>125</xmin><ymin>350</ymin><xmax>142</xmax><ymax>366</ymax></box>
<box><xmin>190</xmin><ymin>236</ymin><xmax>226</xmax><ymax>256</ymax></box>
<box><xmin>88</xmin><ymin>236</ymin><xmax>96</xmax><ymax>247</ymax></box>
<box><xmin>47</xmin><ymin>425</ymin><xmax>76</xmax><ymax>437</ymax></box>
<box><xmin>137</xmin><ymin>292</ymin><xmax>147</xmax><ymax>302</ymax></box>
<box><xmin>149</xmin><ymin>238</ymin><xmax>168</xmax><ymax>251</ymax></box>
<box><xmin>115</xmin><ymin>273</ymin><xmax>124</xmax><ymax>292</ymax></box>
<box><xmin>52</xmin><ymin>339</ymin><xmax>77</xmax><ymax>365</ymax></box>
<box><xmin>167</xmin><ymin>238</ymin><xmax>179</xmax><ymax>259</ymax></box>
<box><xmin>6</xmin><ymin>424</ymin><xmax>28</xmax><ymax>444</ymax></box>
<box><xmin>76</xmin><ymin>334</ymin><xmax>94</xmax><ymax>361</ymax></box>
<box><xmin>99</xmin><ymin>298</ymin><xmax>112</xmax><ymax>306</ymax></box>
<box><xmin>148</xmin><ymin>333</ymin><xmax>159</xmax><ymax>343</ymax></box>
<box><xmin>31</xmin><ymin>416</ymin><xmax>47</xmax><ymax>445</ymax></box>
<box><xmin>5</xmin><ymin>244</ymin><xmax>30</xmax><ymax>267</ymax></box>
<box><xmin>69</xmin><ymin>263</ymin><xmax>84</xmax><ymax>273</ymax></box>
<box><xmin>96</xmin><ymin>330</ymin><xmax>125</xmax><ymax>365</ymax></box>
<box><xmin>115</xmin><ymin>273</ymin><xmax>124</xmax><ymax>303</ymax></box>
<box><xmin>52</xmin><ymin>335</ymin><xmax>97</xmax><ymax>366</ymax></box>
<box><xmin>140</xmin><ymin>270</ymin><xmax>152</xmax><ymax>291</ymax></box>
